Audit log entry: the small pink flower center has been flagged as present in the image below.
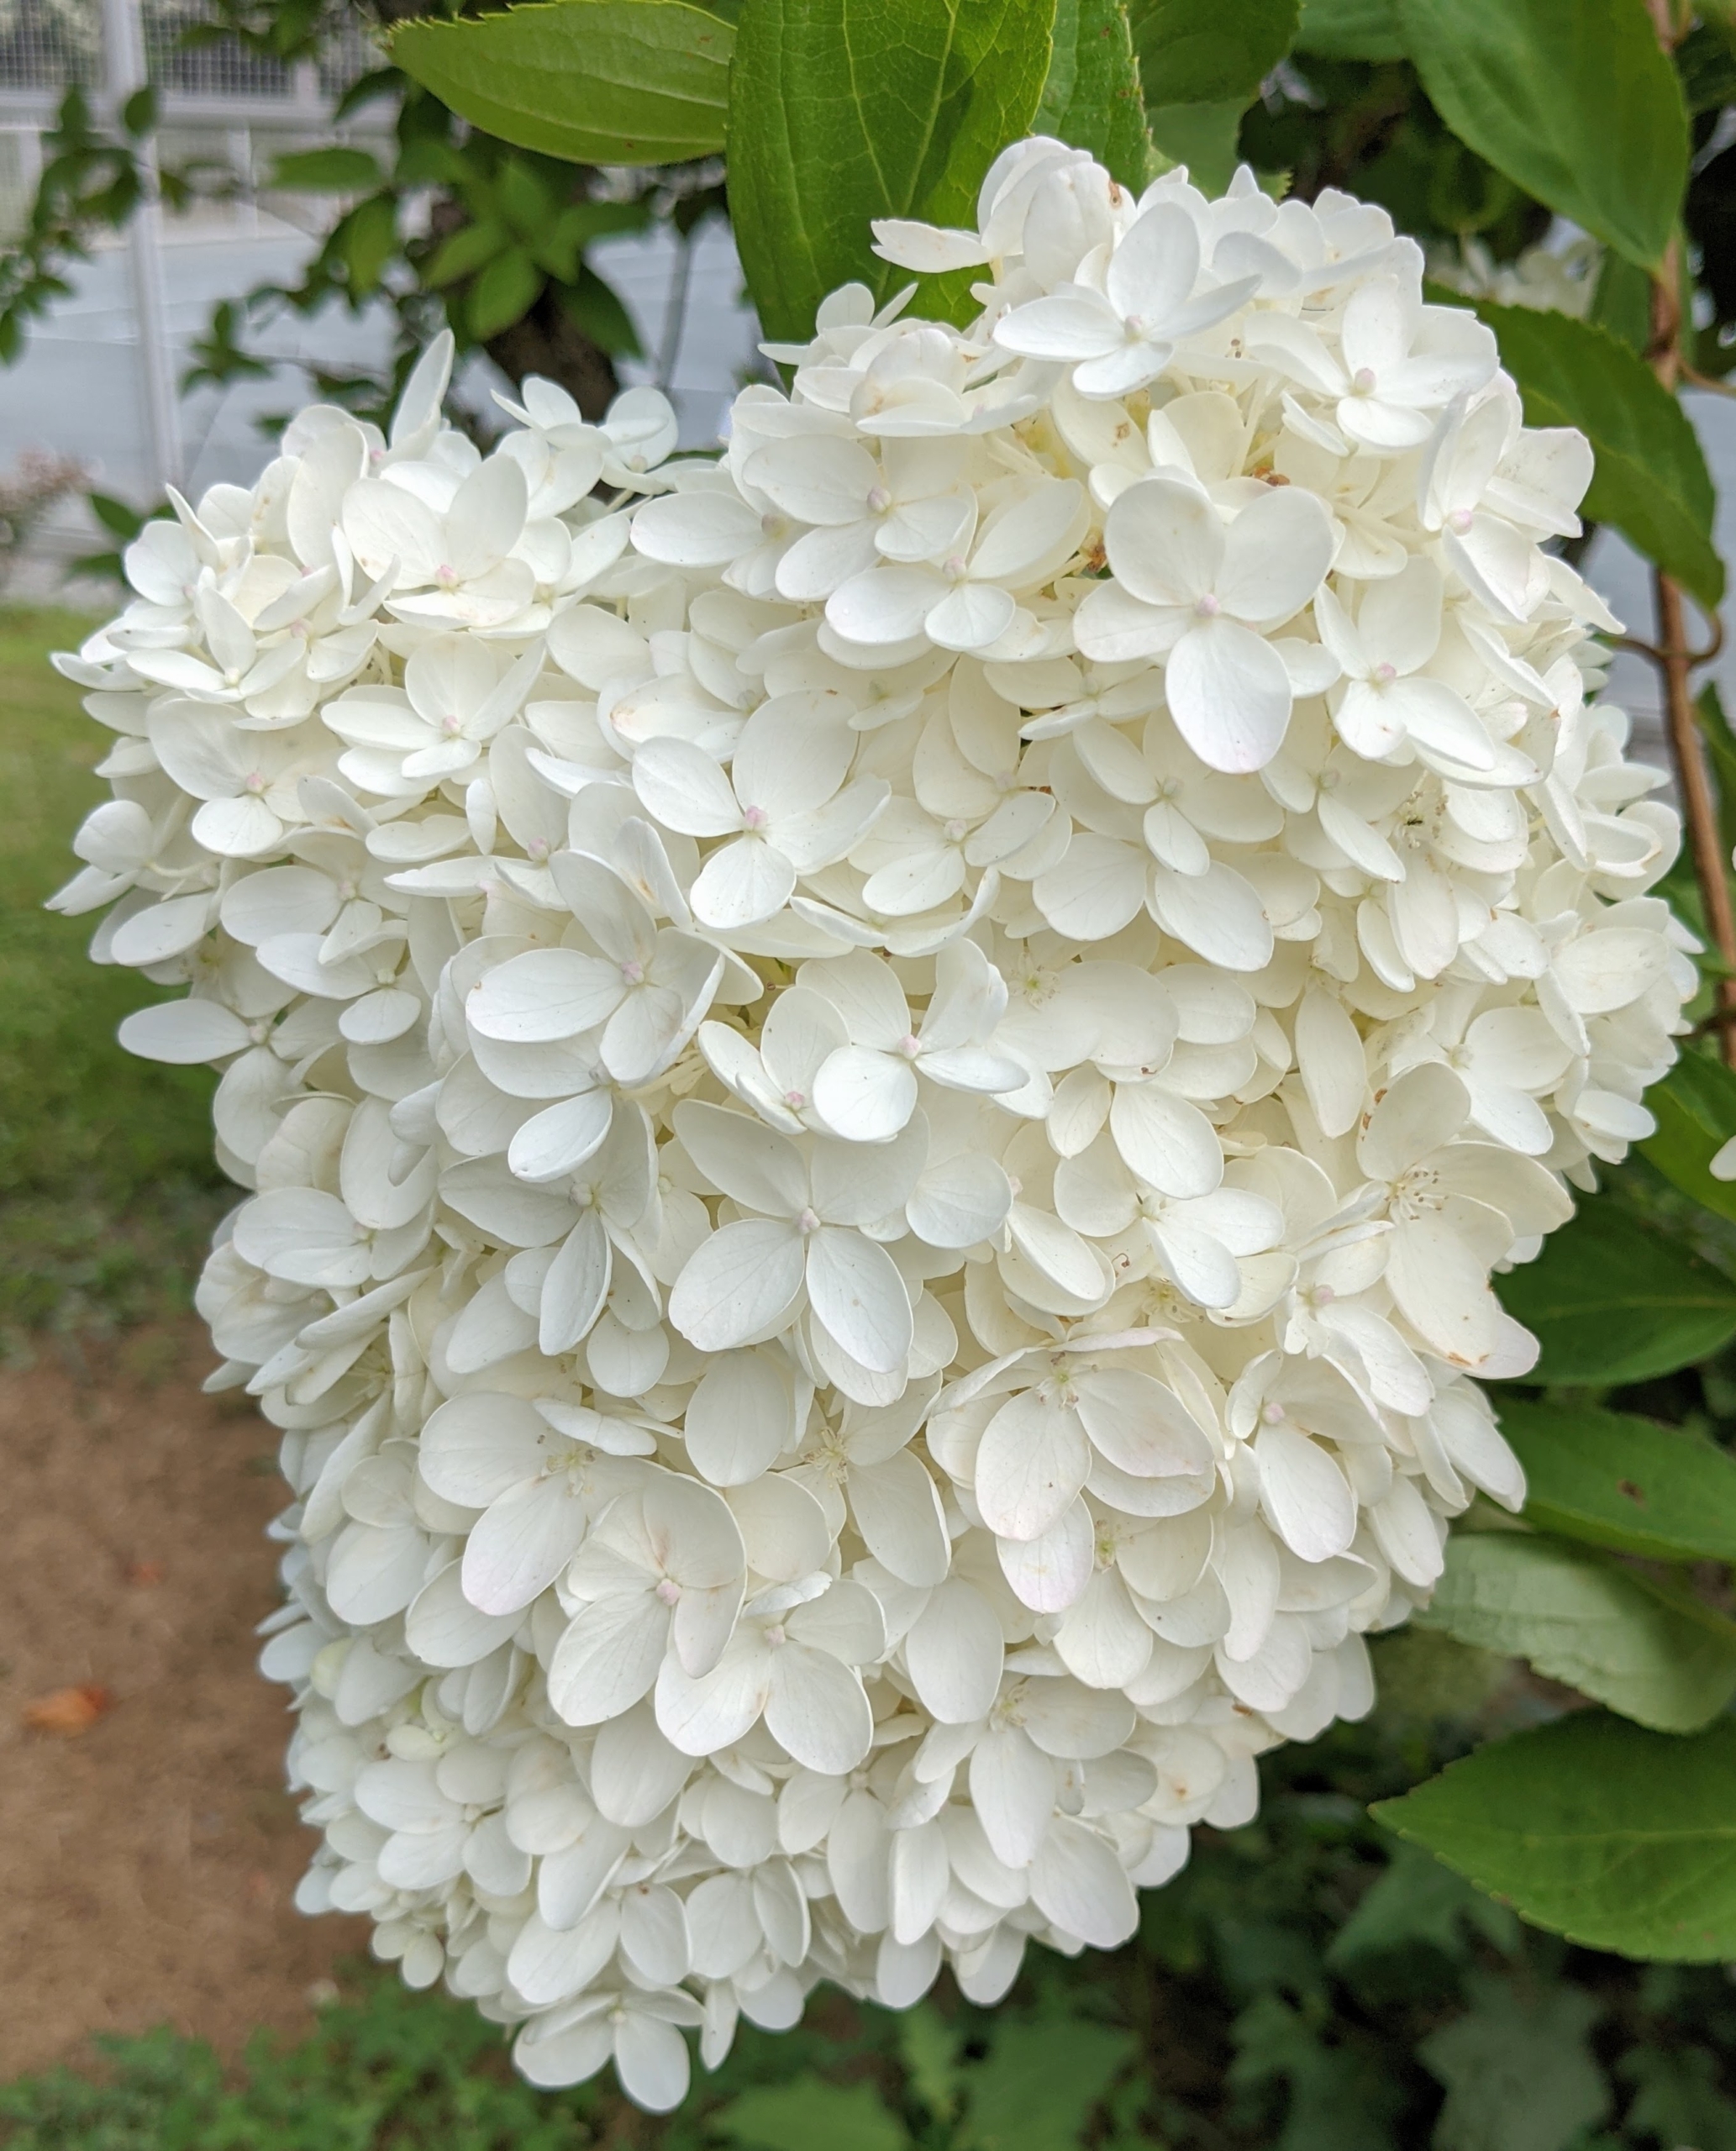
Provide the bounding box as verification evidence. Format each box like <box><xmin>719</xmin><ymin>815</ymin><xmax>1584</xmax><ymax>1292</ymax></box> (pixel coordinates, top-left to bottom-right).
<box><xmin>1193</xmin><ymin>593</ymin><xmax>1221</xmax><ymax>619</ymax></box>
<box><xmin>944</xmin><ymin>554</ymin><xmax>969</xmax><ymax>581</ymax></box>
<box><xmin>783</xmin><ymin>1088</ymin><xmax>807</xmax><ymax>1109</ymax></box>
<box><xmin>866</xmin><ymin>486</ymin><xmax>891</xmax><ymax>514</ymax></box>
<box><xmin>1261</xmin><ymin>1401</ymin><xmax>1286</xmax><ymax>1425</ymax></box>
<box><xmin>621</xmin><ymin>959</ymin><xmax>645</xmax><ymax>985</ymax></box>
<box><xmin>441</xmin><ymin>713</ymin><xmax>464</xmax><ymax>736</ymax></box>
<box><xmin>435</xmin><ymin>564</ymin><xmax>459</xmax><ymax>588</ymax></box>
<box><xmin>1373</xmin><ymin>660</ymin><xmax>1397</xmax><ymax>685</ymax></box>
<box><xmin>944</xmin><ymin>817</ymin><xmax>970</xmax><ymax>843</ymax></box>
<box><xmin>244</xmin><ymin>771</ymin><xmax>266</xmax><ymax>794</ymax></box>
<box><xmin>796</xmin><ymin>1207</ymin><xmax>821</xmax><ymax>1235</ymax></box>
<box><xmin>655</xmin><ymin>1578</ymin><xmax>680</xmax><ymax>1606</ymax></box>
<box><xmin>742</xmin><ymin>803</ymin><xmax>770</xmax><ymax>831</ymax></box>
<box><xmin>1352</xmin><ymin>366</ymin><xmax>1377</xmax><ymax>392</ymax></box>
<box><xmin>897</xmin><ymin>1033</ymin><xmax>923</xmax><ymax>1059</ymax></box>
<box><xmin>1449</xmin><ymin>508</ymin><xmax>1474</xmax><ymax>534</ymax></box>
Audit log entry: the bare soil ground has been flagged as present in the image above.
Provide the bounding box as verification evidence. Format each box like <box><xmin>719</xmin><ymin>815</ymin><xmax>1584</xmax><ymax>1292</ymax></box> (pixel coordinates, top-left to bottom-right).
<box><xmin>0</xmin><ymin>1320</ymin><xmax>369</xmax><ymax>2078</ymax></box>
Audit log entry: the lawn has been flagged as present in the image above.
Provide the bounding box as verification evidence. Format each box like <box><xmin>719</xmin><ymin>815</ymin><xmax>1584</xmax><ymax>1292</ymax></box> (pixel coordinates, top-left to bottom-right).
<box><xmin>0</xmin><ymin>607</ymin><xmax>228</xmax><ymax>1346</ymax></box>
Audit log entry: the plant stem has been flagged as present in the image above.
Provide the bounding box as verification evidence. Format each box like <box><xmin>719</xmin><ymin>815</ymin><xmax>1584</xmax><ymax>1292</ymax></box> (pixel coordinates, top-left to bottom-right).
<box><xmin>1657</xmin><ymin>567</ymin><xmax>1736</xmax><ymax>1063</ymax></box>
<box><xmin>1639</xmin><ymin>0</ymin><xmax>1736</xmax><ymax>1058</ymax></box>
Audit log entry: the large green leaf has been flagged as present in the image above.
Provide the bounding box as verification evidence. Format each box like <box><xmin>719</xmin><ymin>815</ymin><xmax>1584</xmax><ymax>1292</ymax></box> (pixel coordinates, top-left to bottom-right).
<box><xmin>1295</xmin><ymin>0</ymin><xmax>1403</xmax><ymax>60</ymax></box>
<box><xmin>1414</xmin><ymin>1533</ymin><xmax>1736</xmax><ymax>1732</ymax></box>
<box><xmin>1396</xmin><ymin>0</ymin><xmax>1689</xmax><ymax>271</ymax></box>
<box><xmin>1643</xmin><ymin>1053</ymin><xmax>1736</xmax><ymax>1223</ymax></box>
<box><xmin>964</xmin><ymin>2018</ymin><xmax>1134</xmax><ymax>2149</ymax></box>
<box><xmin>1373</xmin><ymin>1713</ymin><xmax>1736</xmax><ymax>1961</ymax></box>
<box><xmin>1469</xmin><ymin>303</ymin><xmax>1723</xmax><ymax>611</ymax></box>
<box><xmin>392</xmin><ymin>0</ymin><xmax>734</xmax><ymax>166</ymax></box>
<box><xmin>1419</xmin><ymin>1976</ymin><xmax>1611</xmax><ymax>2151</ymax></box>
<box><xmin>1497</xmin><ymin>1397</ymin><xmax>1736</xmax><ymax>1565</ymax></box>
<box><xmin>1034</xmin><ymin>0</ymin><xmax>1152</xmax><ymax>189</ymax></box>
<box><xmin>1146</xmin><ymin>100</ymin><xmax>1246</xmax><ymax>194</ymax></box>
<box><xmin>713</xmin><ymin>2080</ymin><xmax>907</xmax><ymax>2151</ymax></box>
<box><xmin>727</xmin><ymin>0</ymin><xmax>1056</xmax><ymax>344</ymax></box>
<box><xmin>1128</xmin><ymin>0</ymin><xmax>1297</xmax><ymax>105</ymax></box>
<box><xmin>1495</xmin><ymin>1198</ymin><xmax>1736</xmax><ymax>1385</ymax></box>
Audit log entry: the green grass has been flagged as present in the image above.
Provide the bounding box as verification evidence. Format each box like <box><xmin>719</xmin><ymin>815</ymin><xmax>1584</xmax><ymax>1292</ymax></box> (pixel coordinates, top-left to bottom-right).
<box><xmin>0</xmin><ymin>607</ymin><xmax>228</xmax><ymax>1344</ymax></box>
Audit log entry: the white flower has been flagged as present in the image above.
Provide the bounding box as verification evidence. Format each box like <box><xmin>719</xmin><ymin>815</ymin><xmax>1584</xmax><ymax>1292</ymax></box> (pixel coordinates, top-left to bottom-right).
<box><xmin>994</xmin><ymin>204</ymin><xmax>1255</xmax><ymax>398</ymax></box>
<box><xmin>66</xmin><ymin>134</ymin><xmax>1694</xmax><ymax>2113</ymax></box>
<box><xmin>827</xmin><ymin>478</ymin><xmax>1089</xmax><ymax>653</ymax></box>
<box><xmin>668</xmin><ymin>1103</ymin><xmax>924</xmax><ymax>1375</ymax></box>
<box><xmin>629</xmin><ymin>692</ymin><xmax>888</xmax><ymax>929</ymax></box>
<box><xmin>1076</xmin><ymin>476</ymin><xmax>1336</xmax><ymax>771</ymax></box>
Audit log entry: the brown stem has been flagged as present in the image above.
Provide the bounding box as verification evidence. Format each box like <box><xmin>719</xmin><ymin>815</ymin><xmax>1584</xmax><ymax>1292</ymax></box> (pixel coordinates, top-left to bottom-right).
<box><xmin>1640</xmin><ymin>0</ymin><xmax>1735</xmax><ymax>1058</ymax></box>
<box><xmin>1657</xmin><ymin>568</ymin><xmax>1736</xmax><ymax>1065</ymax></box>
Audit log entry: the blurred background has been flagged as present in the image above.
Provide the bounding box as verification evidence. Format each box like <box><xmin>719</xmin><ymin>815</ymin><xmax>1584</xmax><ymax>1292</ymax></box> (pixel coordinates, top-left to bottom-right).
<box><xmin>4</xmin><ymin>8</ymin><xmax>1736</xmax><ymax>2146</ymax></box>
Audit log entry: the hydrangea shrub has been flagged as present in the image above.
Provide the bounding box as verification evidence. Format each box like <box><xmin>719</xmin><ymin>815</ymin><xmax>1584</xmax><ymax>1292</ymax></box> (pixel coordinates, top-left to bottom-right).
<box><xmin>55</xmin><ymin>139</ymin><xmax>1691</xmax><ymax>2111</ymax></box>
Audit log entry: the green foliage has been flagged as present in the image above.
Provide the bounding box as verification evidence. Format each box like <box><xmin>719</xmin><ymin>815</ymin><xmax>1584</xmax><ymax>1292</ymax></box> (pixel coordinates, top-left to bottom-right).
<box><xmin>268</xmin><ymin>145</ymin><xmax>385</xmax><ymax>191</ymax></box>
<box><xmin>1643</xmin><ymin>1049</ymin><xmax>1736</xmax><ymax>1223</ymax></box>
<box><xmin>1394</xmin><ymin>0</ymin><xmax>1689</xmax><ymax>269</ymax></box>
<box><xmin>1147</xmin><ymin>97</ymin><xmax>1247</xmax><ymax>194</ymax></box>
<box><xmin>712</xmin><ymin>2079</ymin><xmax>907</xmax><ymax>2150</ymax></box>
<box><xmin>726</xmin><ymin>0</ymin><xmax>1055</xmax><ymax>343</ymax></box>
<box><xmin>391</xmin><ymin>0</ymin><xmax>734</xmax><ymax>166</ymax></box>
<box><xmin>1419</xmin><ymin>1975</ymin><xmax>1611</xmax><ymax>2151</ymax></box>
<box><xmin>1294</xmin><ymin>0</ymin><xmax>1402</xmax><ymax>60</ymax></box>
<box><xmin>1415</xmin><ymin>1532</ymin><xmax>1736</xmax><ymax>1733</ymax></box>
<box><xmin>1468</xmin><ymin>303</ymin><xmax>1725</xmax><ymax>612</ymax></box>
<box><xmin>1495</xmin><ymin>1194</ymin><xmax>1736</xmax><ymax>1384</ymax></box>
<box><xmin>1033</xmin><ymin>0</ymin><xmax>1151</xmax><ymax>189</ymax></box>
<box><xmin>1126</xmin><ymin>0</ymin><xmax>1297</xmax><ymax>105</ymax></box>
<box><xmin>1375</xmin><ymin>1714</ymin><xmax>1736</xmax><ymax>1962</ymax></box>
<box><xmin>0</xmin><ymin>608</ymin><xmax>225</xmax><ymax>1345</ymax></box>
<box><xmin>1496</xmin><ymin>1397</ymin><xmax>1736</xmax><ymax>1564</ymax></box>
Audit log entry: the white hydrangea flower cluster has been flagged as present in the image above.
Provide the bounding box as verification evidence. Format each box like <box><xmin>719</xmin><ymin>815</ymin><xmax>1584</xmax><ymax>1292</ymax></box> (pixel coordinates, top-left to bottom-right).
<box><xmin>55</xmin><ymin>137</ymin><xmax>1692</xmax><ymax>2113</ymax></box>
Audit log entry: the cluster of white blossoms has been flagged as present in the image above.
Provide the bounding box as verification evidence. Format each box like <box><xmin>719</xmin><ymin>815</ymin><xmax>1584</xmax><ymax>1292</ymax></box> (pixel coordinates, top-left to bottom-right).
<box><xmin>55</xmin><ymin>137</ymin><xmax>1693</xmax><ymax>2112</ymax></box>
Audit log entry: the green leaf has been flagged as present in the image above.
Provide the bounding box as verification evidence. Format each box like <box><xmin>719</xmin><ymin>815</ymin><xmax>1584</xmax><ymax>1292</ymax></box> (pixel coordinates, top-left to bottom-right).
<box><xmin>466</xmin><ymin>246</ymin><xmax>543</xmax><ymax>339</ymax></box>
<box><xmin>560</xmin><ymin>263</ymin><xmax>645</xmax><ymax>356</ymax></box>
<box><xmin>1326</xmin><ymin>1842</ymin><xmax>1519</xmax><ymax>1975</ymax></box>
<box><xmin>1495</xmin><ymin>1196</ymin><xmax>1736</xmax><ymax>1385</ymax></box>
<box><xmin>338</xmin><ymin>195</ymin><xmax>398</xmax><ymax>295</ymax></box>
<box><xmin>962</xmin><ymin>2018</ymin><xmax>1134</xmax><ymax>2149</ymax></box>
<box><xmin>1127</xmin><ymin>0</ymin><xmax>1297</xmax><ymax>106</ymax></box>
<box><xmin>1294</xmin><ymin>0</ymin><xmax>1403</xmax><ymax>60</ymax></box>
<box><xmin>1467</xmin><ymin>302</ymin><xmax>1723</xmax><ymax>610</ymax></box>
<box><xmin>1419</xmin><ymin>1975</ymin><xmax>1610</xmax><ymax>2151</ymax></box>
<box><xmin>423</xmin><ymin>218</ymin><xmax>508</xmax><ymax>291</ymax></box>
<box><xmin>1147</xmin><ymin>99</ymin><xmax>1246</xmax><ymax>194</ymax></box>
<box><xmin>392</xmin><ymin>0</ymin><xmax>734</xmax><ymax>166</ymax></box>
<box><xmin>268</xmin><ymin>146</ymin><xmax>383</xmax><ymax>192</ymax></box>
<box><xmin>712</xmin><ymin>2080</ymin><xmax>908</xmax><ymax>2151</ymax></box>
<box><xmin>727</xmin><ymin>0</ymin><xmax>1056</xmax><ymax>345</ymax></box>
<box><xmin>1497</xmin><ymin>1396</ymin><xmax>1736</xmax><ymax>1565</ymax></box>
<box><xmin>1413</xmin><ymin>1532</ymin><xmax>1736</xmax><ymax>1732</ymax></box>
<box><xmin>1589</xmin><ymin>247</ymin><xmax>1653</xmax><ymax>355</ymax></box>
<box><xmin>1034</xmin><ymin>0</ymin><xmax>1152</xmax><ymax>189</ymax></box>
<box><xmin>1373</xmin><ymin>1712</ymin><xmax>1736</xmax><ymax>1961</ymax></box>
<box><xmin>1642</xmin><ymin>1052</ymin><xmax>1736</xmax><ymax>1223</ymax></box>
<box><xmin>1698</xmin><ymin>683</ymin><xmax>1736</xmax><ymax>864</ymax></box>
<box><xmin>1395</xmin><ymin>0</ymin><xmax>1689</xmax><ymax>271</ymax></box>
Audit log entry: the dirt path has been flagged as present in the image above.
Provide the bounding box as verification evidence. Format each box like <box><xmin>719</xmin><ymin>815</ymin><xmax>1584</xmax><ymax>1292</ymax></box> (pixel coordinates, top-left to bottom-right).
<box><xmin>0</xmin><ymin>1323</ymin><xmax>369</xmax><ymax>2078</ymax></box>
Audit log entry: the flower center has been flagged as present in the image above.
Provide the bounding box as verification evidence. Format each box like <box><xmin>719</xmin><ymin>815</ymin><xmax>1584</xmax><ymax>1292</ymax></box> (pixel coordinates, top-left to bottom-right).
<box><xmin>1193</xmin><ymin>593</ymin><xmax>1222</xmax><ymax>619</ymax></box>
<box><xmin>655</xmin><ymin>1577</ymin><xmax>680</xmax><ymax>1606</ymax></box>
<box><xmin>1373</xmin><ymin>660</ymin><xmax>1397</xmax><ymax>685</ymax></box>
<box><xmin>1352</xmin><ymin>366</ymin><xmax>1377</xmax><ymax>393</ymax></box>
<box><xmin>621</xmin><ymin>959</ymin><xmax>644</xmax><ymax>985</ymax></box>
<box><xmin>742</xmin><ymin>803</ymin><xmax>770</xmax><ymax>831</ymax></box>
<box><xmin>796</xmin><ymin>1207</ymin><xmax>821</xmax><ymax>1235</ymax></box>
<box><xmin>1448</xmin><ymin>508</ymin><xmax>1474</xmax><ymax>534</ymax></box>
<box><xmin>865</xmin><ymin>486</ymin><xmax>891</xmax><ymax>514</ymax></box>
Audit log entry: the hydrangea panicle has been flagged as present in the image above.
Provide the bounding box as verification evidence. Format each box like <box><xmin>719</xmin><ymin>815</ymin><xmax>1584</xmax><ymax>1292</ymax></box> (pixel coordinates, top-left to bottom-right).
<box><xmin>60</xmin><ymin>136</ymin><xmax>1692</xmax><ymax>2115</ymax></box>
